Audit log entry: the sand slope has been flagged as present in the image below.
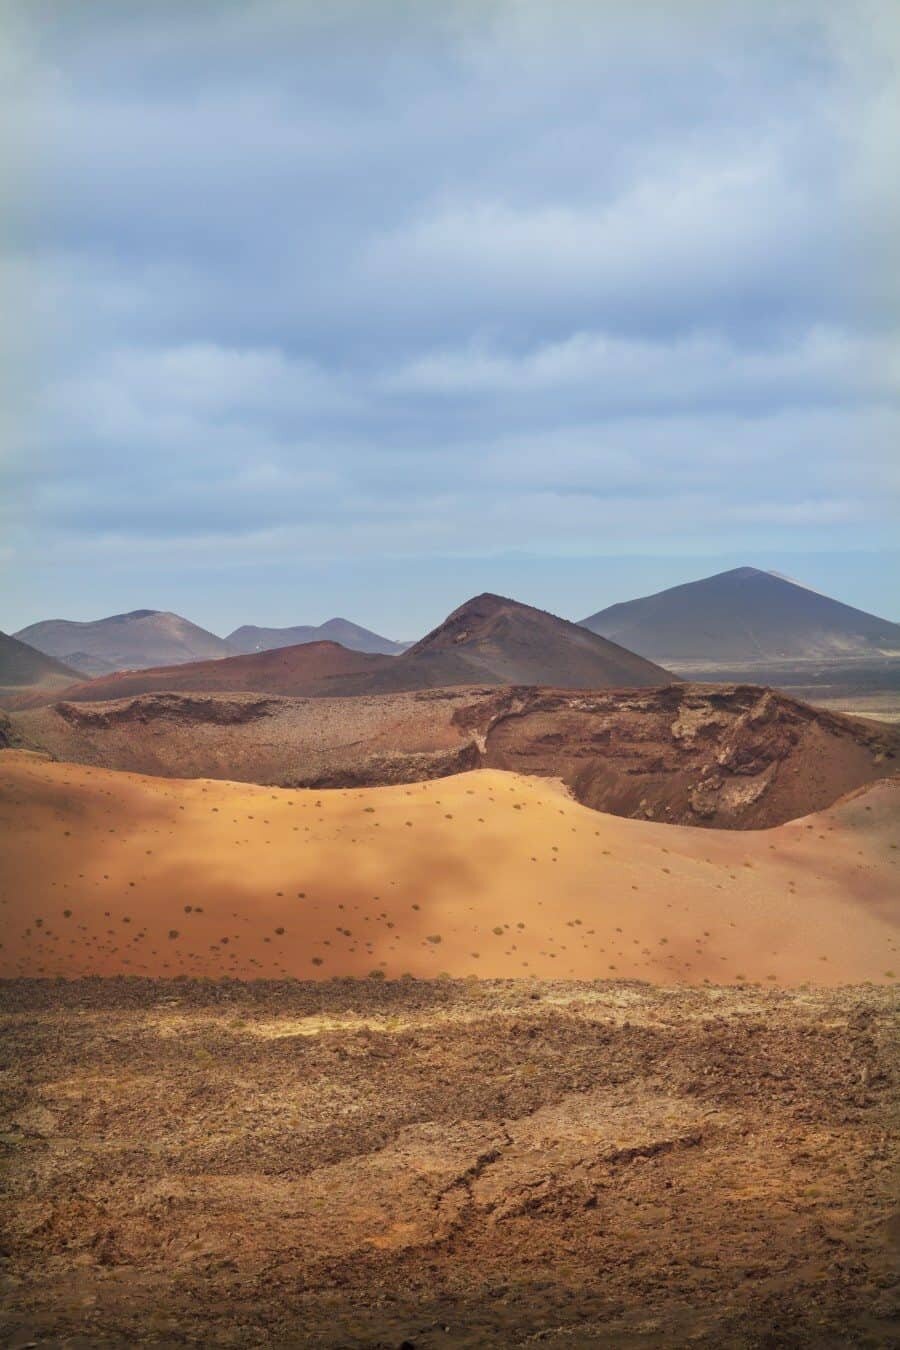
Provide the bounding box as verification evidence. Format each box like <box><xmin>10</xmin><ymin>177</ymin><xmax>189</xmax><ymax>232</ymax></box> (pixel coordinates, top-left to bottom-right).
<box><xmin>1</xmin><ymin>750</ymin><xmax>897</xmax><ymax>986</ymax></box>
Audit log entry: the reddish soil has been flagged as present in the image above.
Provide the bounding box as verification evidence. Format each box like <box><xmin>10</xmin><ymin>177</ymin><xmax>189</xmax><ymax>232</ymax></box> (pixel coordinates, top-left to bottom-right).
<box><xmin>8</xmin><ymin>682</ymin><xmax>899</xmax><ymax>829</ymax></box>
<box><xmin>14</xmin><ymin>640</ymin><xmax>390</xmax><ymax>706</ymax></box>
<box><xmin>1</xmin><ymin>977</ymin><xmax>897</xmax><ymax>1347</ymax></box>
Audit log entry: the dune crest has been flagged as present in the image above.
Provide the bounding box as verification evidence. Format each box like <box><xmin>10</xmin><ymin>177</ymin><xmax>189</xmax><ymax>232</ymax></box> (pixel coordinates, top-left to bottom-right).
<box><xmin>1</xmin><ymin>750</ymin><xmax>896</xmax><ymax>987</ymax></box>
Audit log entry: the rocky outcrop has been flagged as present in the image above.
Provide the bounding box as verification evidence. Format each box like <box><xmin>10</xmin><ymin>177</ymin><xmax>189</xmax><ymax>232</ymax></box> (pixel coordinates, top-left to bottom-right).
<box><xmin>6</xmin><ymin>682</ymin><xmax>897</xmax><ymax>829</ymax></box>
<box><xmin>55</xmin><ymin>692</ymin><xmax>282</xmax><ymax>728</ymax></box>
<box><xmin>462</xmin><ymin>684</ymin><xmax>897</xmax><ymax>827</ymax></box>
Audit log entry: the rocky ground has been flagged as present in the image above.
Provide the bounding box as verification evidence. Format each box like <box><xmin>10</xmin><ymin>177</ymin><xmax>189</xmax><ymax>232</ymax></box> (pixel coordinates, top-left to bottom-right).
<box><xmin>1</xmin><ymin>977</ymin><xmax>898</xmax><ymax>1348</ymax></box>
<box><xmin>6</xmin><ymin>681</ymin><xmax>898</xmax><ymax>829</ymax></box>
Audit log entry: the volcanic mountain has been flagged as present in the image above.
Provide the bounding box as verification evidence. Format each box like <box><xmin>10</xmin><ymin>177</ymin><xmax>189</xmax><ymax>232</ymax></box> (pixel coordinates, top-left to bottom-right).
<box><xmin>227</xmin><ymin>617</ymin><xmax>405</xmax><ymax>656</ymax></box>
<box><xmin>19</xmin><ymin>641</ymin><xmax>390</xmax><ymax>704</ymax></box>
<box><xmin>21</xmin><ymin>594</ymin><xmax>672</xmax><ymax>705</ymax></box>
<box><xmin>356</xmin><ymin>593</ymin><xmax>674</xmax><ymax>692</ymax></box>
<box><xmin>0</xmin><ymin>631</ymin><xmax>84</xmax><ymax>704</ymax></box>
<box><xmin>14</xmin><ymin>609</ymin><xmax>234</xmax><ymax>675</ymax></box>
<box><xmin>581</xmin><ymin>568</ymin><xmax>900</xmax><ymax>666</ymax></box>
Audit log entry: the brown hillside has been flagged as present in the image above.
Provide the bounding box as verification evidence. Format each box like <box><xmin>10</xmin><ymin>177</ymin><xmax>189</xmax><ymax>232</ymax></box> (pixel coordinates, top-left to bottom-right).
<box><xmin>10</xmin><ymin>682</ymin><xmax>898</xmax><ymax>829</ymax></box>
<box><xmin>17</xmin><ymin>640</ymin><xmax>391</xmax><ymax>705</ymax></box>
<box><xmin>372</xmin><ymin>592</ymin><xmax>673</xmax><ymax>691</ymax></box>
<box><xmin>23</xmin><ymin>594</ymin><xmax>672</xmax><ymax>706</ymax></box>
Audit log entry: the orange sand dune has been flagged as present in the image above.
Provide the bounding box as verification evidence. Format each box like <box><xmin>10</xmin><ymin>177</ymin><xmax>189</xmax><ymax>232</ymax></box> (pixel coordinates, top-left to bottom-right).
<box><xmin>0</xmin><ymin>750</ymin><xmax>897</xmax><ymax>986</ymax></box>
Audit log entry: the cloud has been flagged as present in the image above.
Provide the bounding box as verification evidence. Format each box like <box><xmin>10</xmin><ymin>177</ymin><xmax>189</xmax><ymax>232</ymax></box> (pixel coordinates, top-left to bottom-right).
<box><xmin>365</xmin><ymin>153</ymin><xmax>822</xmax><ymax>336</ymax></box>
<box><xmin>1</xmin><ymin>0</ymin><xmax>898</xmax><ymax>628</ymax></box>
<box><xmin>382</xmin><ymin>326</ymin><xmax>900</xmax><ymax>408</ymax></box>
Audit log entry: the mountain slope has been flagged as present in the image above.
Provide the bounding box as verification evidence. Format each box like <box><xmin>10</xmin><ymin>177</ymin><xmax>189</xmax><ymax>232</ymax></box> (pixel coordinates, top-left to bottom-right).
<box><xmin>17</xmin><ymin>594</ymin><xmax>674</xmax><ymax>706</ymax></box>
<box><xmin>361</xmin><ymin>592</ymin><xmax>674</xmax><ymax>692</ymax></box>
<box><xmin>0</xmin><ymin>631</ymin><xmax>84</xmax><ymax>697</ymax></box>
<box><xmin>581</xmin><ymin>568</ymin><xmax>900</xmax><ymax>664</ymax></box>
<box><xmin>227</xmin><ymin>617</ymin><xmax>405</xmax><ymax>656</ymax></box>
<box><xmin>2</xmin><ymin>751</ymin><xmax>897</xmax><ymax>984</ymax></box>
<box><xmin>19</xmin><ymin>641</ymin><xmax>390</xmax><ymax>705</ymax></box>
<box><xmin>15</xmin><ymin>609</ymin><xmax>234</xmax><ymax>674</ymax></box>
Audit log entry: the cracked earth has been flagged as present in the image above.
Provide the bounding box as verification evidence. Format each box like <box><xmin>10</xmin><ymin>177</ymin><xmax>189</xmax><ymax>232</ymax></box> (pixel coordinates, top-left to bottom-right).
<box><xmin>1</xmin><ymin>977</ymin><xmax>898</xmax><ymax>1347</ymax></box>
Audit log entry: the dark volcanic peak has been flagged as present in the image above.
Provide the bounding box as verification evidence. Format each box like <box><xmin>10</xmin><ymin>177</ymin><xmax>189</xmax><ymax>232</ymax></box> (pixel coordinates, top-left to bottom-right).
<box><xmin>227</xmin><ymin>617</ymin><xmax>404</xmax><ymax>656</ymax></box>
<box><xmin>0</xmin><ymin>631</ymin><xmax>84</xmax><ymax>696</ymax></box>
<box><xmin>14</xmin><ymin>609</ymin><xmax>233</xmax><ymax>676</ymax></box>
<box><xmin>407</xmin><ymin>592</ymin><xmax>516</xmax><ymax>652</ymax></box>
<box><xmin>581</xmin><ymin>568</ymin><xmax>900</xmax><ymax>665</ymax></box>
<box><xmin>394</xmin><ymin>592</ymin><xmax>673</xmax><ymax>690</ymax></box>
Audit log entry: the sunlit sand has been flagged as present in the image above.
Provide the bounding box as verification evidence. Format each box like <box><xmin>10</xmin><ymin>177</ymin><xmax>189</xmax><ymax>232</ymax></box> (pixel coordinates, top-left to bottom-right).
<box><xmin>2</xmin><ymin>750</ymin><xmax>896</xmax><ymax>987</ymax></box>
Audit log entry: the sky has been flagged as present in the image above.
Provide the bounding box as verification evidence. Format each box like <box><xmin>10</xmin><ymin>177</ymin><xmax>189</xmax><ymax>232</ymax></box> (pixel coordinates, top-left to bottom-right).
<box><xmin>1</xmin><ymin>0</ymin><xmax>898</xmax><ymax>639</ymax></box>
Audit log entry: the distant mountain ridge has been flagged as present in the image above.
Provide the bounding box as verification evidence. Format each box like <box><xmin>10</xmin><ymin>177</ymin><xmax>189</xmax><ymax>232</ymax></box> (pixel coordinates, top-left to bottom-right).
<box><xmin>368</xmin><ymin>592</ymin><xmax>673</xmax><ymax>692</ymax></box>
<box><xmin>16</xmin><ymin>570</ymin><xmax>895</xmax><ymax>696</ymax></box>
<box><xmin>19</xmin><ymin>593</ymin><xmax>673</xmax><ymax>705</ymax></box>
<box><xmin>227</xmin><ymin>618</ymin><xmax>406</xmax><ymax>656</ymax></box>
<box><xmin>14</xmin><ymin>610</ymin><xmax>234</xmax><ymax>675</ymax></box>
<box><xmin>581</xmin><ymin>567</ymin><xmax>900</xmax><ymax>665</ymax></box>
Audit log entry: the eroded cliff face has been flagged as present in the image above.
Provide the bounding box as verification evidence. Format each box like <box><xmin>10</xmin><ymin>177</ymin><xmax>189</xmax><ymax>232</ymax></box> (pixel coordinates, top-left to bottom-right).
<box><xmin>6</xmin><ymin>682</ymin><xmax>897</xmax><ymax>829</ymax></box>
<box><xmin>458</xmin><ymin>683</ymin><xmax>897</xmax><ymax>827</ymax></box>
<box><xmin>54</xmin><ymin>691</ymin><xmax>283</xmax><ymax>728</ymax></box>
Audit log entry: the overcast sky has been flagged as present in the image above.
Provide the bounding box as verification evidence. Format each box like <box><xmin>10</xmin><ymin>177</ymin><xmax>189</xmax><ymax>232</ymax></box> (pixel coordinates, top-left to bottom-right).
<box><xmin>2</xmin><ymin>0</ymin><xmax>898</xmax><ymax>637</ymax></box>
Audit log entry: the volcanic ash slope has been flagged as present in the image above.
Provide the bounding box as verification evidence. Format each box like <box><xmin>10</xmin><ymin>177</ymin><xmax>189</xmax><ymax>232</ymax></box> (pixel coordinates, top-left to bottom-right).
<box><xmin>0</xmin><ymin>751</ymin><xmax>897</xmax><ymax>986</ymax></box>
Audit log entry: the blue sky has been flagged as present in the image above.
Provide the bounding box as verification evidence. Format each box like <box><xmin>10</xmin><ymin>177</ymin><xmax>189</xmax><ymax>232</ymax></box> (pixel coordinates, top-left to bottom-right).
<box><xmin>2</xmin><ymin>0</ymin><xmax>898</xmax><ymax>637</ymax></box>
